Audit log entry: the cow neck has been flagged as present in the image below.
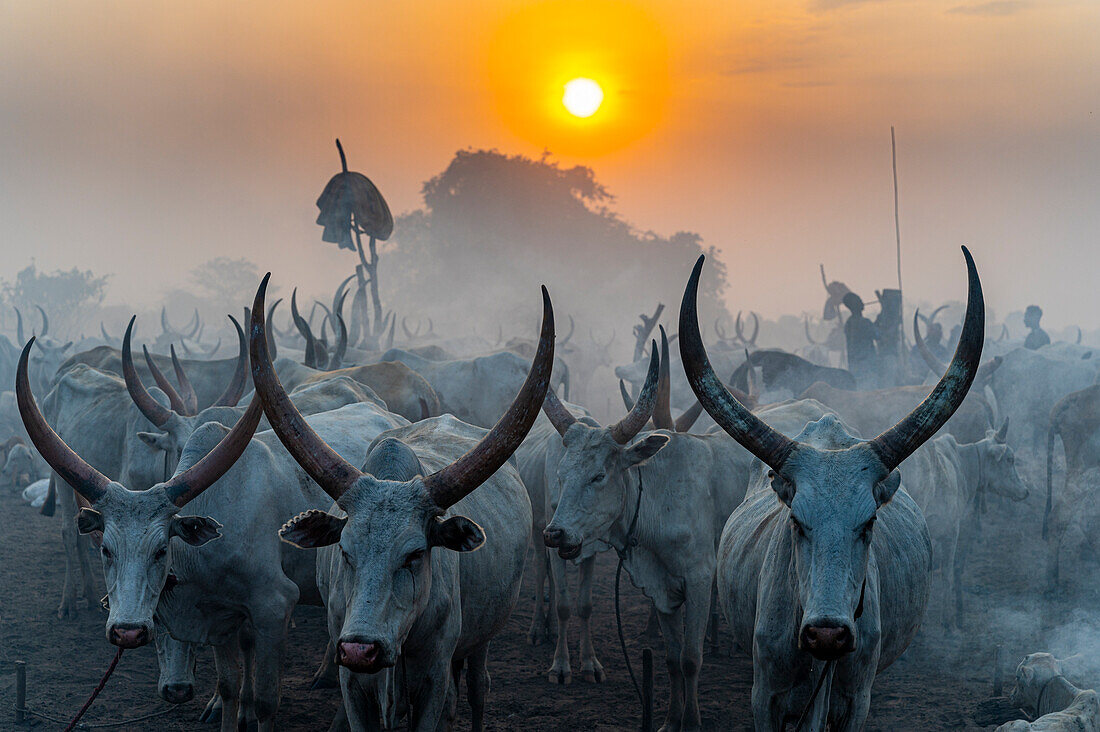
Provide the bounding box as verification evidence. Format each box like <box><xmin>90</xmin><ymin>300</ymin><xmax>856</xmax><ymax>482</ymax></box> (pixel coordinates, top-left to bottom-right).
<box><xmin>957</xmin><ymin>441</ymin><xmax>987</xmax><ymax>525</ymax></box>
<box><xmin>1037</xmin><ymin>674</ymin><xmax>1077</xmax><ymax>717</ymax></box>
<box><xmin>610</xmin><ymin>468</ymin><xmax>644</xmax><ymax>561</ymax></box>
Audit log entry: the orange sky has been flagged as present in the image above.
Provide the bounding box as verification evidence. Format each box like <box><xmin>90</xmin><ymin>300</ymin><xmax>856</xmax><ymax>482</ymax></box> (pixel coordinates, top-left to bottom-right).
<box><xmin>2</xmin><ymin>0</ymin><xmax>1098</xmax><ymax>325</ymax></box>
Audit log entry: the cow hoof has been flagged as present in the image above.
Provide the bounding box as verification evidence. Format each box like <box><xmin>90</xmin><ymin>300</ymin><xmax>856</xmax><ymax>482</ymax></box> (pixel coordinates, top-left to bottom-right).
<box><xmin>581</xmin><ymin>660</ymin><xmax>605</xmax><ymax>683</ymax></box>
<box><xmin>547</xmin><ymin>666</ymin><xmax>572</xmax><ymax>685</ymax></box>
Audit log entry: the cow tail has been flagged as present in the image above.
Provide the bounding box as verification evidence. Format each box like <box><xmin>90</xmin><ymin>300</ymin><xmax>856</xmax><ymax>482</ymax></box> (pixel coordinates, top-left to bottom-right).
<box><xmin>1044</xmin><ymin>422</ymin><xmax>1057</xmax><ymax>540</ymax></box>
<box><xmin>41</xmin><ymin>474</ymin><xmax>57</xmax><ymax>517</ymax></box>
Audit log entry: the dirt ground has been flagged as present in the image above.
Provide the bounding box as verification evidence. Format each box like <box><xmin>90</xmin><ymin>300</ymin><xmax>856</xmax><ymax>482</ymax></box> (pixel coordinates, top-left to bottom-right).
<box><xmin>0</xmin><ymin>466</ymin><xmax>1090</xmax><ymax>731</ymax></box>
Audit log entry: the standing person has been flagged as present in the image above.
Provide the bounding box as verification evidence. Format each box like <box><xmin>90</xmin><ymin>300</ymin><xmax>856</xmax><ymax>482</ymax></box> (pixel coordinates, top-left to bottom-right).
<box><xmin>1024</xmin><ymin>305</ymin><xmax>1051</xmax><ymax>350</ymax></box>
<box><xmin>843</xmin><ymin>292</ymin><xmax>880</xmax><ymax>388</ymax></box>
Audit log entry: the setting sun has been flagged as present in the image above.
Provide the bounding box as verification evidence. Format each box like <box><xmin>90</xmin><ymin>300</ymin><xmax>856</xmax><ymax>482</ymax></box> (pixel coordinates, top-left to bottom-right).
<box><xmin>562</xmin><ymin>78</ymin><xmax>603</xmax><ymax>118</ymax></box>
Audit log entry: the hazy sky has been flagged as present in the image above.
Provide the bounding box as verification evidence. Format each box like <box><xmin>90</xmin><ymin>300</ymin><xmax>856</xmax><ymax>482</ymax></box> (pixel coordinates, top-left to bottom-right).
<box><xmin>2</xmin><ymin>0</ymin><xmax>1097</xmax><ymax>327</ymax></box>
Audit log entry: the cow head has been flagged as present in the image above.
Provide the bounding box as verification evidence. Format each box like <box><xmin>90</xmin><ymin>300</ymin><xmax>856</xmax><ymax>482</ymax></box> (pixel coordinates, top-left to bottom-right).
<box><xmin>542</xmin><ymin>338</ymin><xmax>668</xmax><ymax>560</ymax></box>
<box><xmin>680</xmin><ymin>248</ymin><xmax>984</xmax><ymax>662</ymax></box>
<box><xmin>1009</xmin><ymin>652</ymin><xmax>1064</xmax><ymax>717</ymax></box>
<box><xmin>251</xmin><ymin>275</ymin><xmax>554</xmax><ymax>675</ymax></box>
<box><xmin>156</xmin><ymin>631</ymin><xmax>198</xmax><ymax>704</ymax></box>
<box><xmin>1</xmin><ymin>442</ymin><xmax>37</xmax><ymax>488</ymax></box>
<box><xmin>974</xmin><ymin>419</ymin><xmax>1029</xmax><ymax>502</ymax></box>
<box><xmin>17</xmin><ymin>338</ymin><xmax>261</xmax><ymax>648</ymax></box>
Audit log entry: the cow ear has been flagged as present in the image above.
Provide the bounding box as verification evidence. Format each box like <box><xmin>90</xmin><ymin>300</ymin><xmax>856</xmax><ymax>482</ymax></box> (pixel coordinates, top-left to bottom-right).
<box><xmin>170</xmin><ymin>516</ymin><xmax>223</xmax><ymax>546</ymax></box>
<box><xmin>279</xmin><ymin>509</ymin><xmax>346</xmax><ymax>549</ymax></box>
<box><xmin>873</xmin><ymin>470</ymin><xmax>902</xmax><ymax>507</ymax></box>
<box><xmin>624</xmin><ymin>434</ymin><xmax>669</xmax><ymax>468</ymax></box>
<box><xmin>77</xmin><ymin>507</ymin><xmax>104</xmax><ymax>535</ymax></box>
<box><xmin>138</xmin><ymin>432</ymin><xmax>173</xmax><ymax>451</ymax></box>
<box><xmin>429</xmin><ymin>516</ymin><xmax>485</xmax><ymax>552</ymax></box>
<box><xmin>768</xmin><ymin>470</ymin><xmax>795</xmax><ymax>507</ymax></box>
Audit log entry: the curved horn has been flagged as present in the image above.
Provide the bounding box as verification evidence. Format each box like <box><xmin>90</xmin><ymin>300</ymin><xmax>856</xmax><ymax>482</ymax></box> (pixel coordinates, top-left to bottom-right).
<box><xmin>748</xmin><ymin>312</ymin><xmax>760</xmax><ymax>345</ymax></box>
<box><xmin>927</xmin><ymin>304</ymin><xmax>949</xmax><ymax>326</ymax></box>
<box><xmin>804</xmin><ymin>316</ymin><xmax>821</xmax><ymax>345</ymax></box>
<box><xmin>328</xmin><ymin>290</ymin><xmax>348</xmax><ymax>370</ymax></box>
<box><xmin>674</xmin><ymin>402</ymin><xmax>705</xmax><ymax>433</ymax></box>
<box><xmin>619</xmin><ymin>379</ymin><xmax>635</xmax><ymax>412</ymax></box>
<box><xmin>1077</xmin><ymin>326</ymin><xmax>1083</xmax><ymax>345</ymax></box>
<box><xmin>999</xmin><ymin>324</ymin><xmax>1009</xmax><ymax>342</ymax></box>
<box><xmin>402</xmin><ymin>317</ymin><xmax>415</xmax><ymax>341</ymax></box>
<box><xmin>652</xmin><ymin>326</ymin><xmax>674</xmax><ymax>430</ymax></box>
<box><xmin>609</xmin><ymin>343</ymin><xmax>660</xmax><ymax>444</ymax></box>
<box><xmin>185</xmin><ymin>309</ymin><xmax>201</xmax><ymax>339</ymax></box>
<box><xmin>170</xmin><ymin>346</ymin><xmax>199</xmax><ymax>415</ymax></box>
<box><xmin>161</xmin><ymin>395</ymin><xmax>263</xmax><ymax>507</ymax></box>
<box><xmin>15</xmin><ymin>307</ymin><xmax>25</xmax><ymax>347</ymax></box>
<box><xmin>265</xmin><ymin>298</ymin><xmax>281</xmax><ymax>359</ymax></box>
<box><xmin>160</xmin><ymin>306</ymin><xmax>173</xmax><ymax>336</ymax></box>
<box><xmin>212</xmin><ymin>316</ymin><xmax>248</xmax><ymax>407</ymax></box>
<box><xmin>291</xmin><ymin>288</ymin><xmax>319</xmax><ymax>368</ymax></box>
<box><xmin>680</xmin><ymin>256</ymin><xmax>799</xmax><ymax>475</ymax></box>
<box><xmin>384</xmin><ymin>315</ymin><xmax>395</xmax><ymax>351</ymax></box>
<box><xmin>426</xmin><ymin>318</ymin><xmax>436</xmax><ymax>337</ymax></box>
<box><xmin>35</xmin><ymin>305</ymin><xmax>49</xmax><ymax>338</ymax></box>
<box><xmin>560</xmin><ymin>315</ymin><xmax>574</xmax><ymax>345</ymax></box>
<box><xmin>868</xmin><ymin>246</ymin><xmax>985</xmax><ymax>472</ymax></box>
<box><xmin>544</xmin><ymin>386</ymin><xmax>578</xmax><ymax>437</ymax></box>
<box><xmin>422</xmin><ymin>287</ymin><xmax>556</xmax><ymax>509</ymax></box>
<box><xmin>251</xmin><ymin>276</ymin><xmax>362</xmax><ymax>500</ymax></box>
<box><xmin>16</xmin><ymin>339</ymin><xmax>111</xmax><ymax>503</ymax></box>
<box><xmin>123</xmin><ymin>318</ymin><xmax>174</xmax><ymax>428</ymax></box>
<box><xmin>100</xmin><ymin>322</ymin><xmax>113</xmax><ymax>342</ymax></box>
<box><xmin>141</xmin><ymin>345</ymin><xmax>187</xmax><ymax>414</ymax></box>
<box><xmin>735</xmin><ymin>311</ymin><xmax>746</xmax><ymax>343</ymax></box>
<box><xmin>820</xmin><ymin>264</ymin><xmax>829</xmax><ymax>292</ymax></box>
<box><xmin>332</xmin><ymin>274</ymin><xmax>355</xmax><ymax>320</ymax></box>
<box><xmin>913</xmin><ymin>310</ymin><xmax>949</xmax><ymax>377</ymax></box>
<box><xmin>714</xmin><ymin>318</ymin><xmax>728</xmax><ymax>342</ymax></box>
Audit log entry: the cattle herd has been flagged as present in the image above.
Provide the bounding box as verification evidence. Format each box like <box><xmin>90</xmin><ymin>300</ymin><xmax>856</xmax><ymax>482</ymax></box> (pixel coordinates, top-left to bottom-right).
<box><xmin>2</xmin><ymin>246</ymin><xmax>1099</xmax><ymax>731</ymax></box>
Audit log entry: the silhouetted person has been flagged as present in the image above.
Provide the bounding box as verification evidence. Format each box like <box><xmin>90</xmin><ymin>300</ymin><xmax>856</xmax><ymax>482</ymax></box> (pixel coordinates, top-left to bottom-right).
<box><xmin>843</xmin><ymin>292</ymin><xmax>879</xmax><ymax>387</ymax></box>
<box><xmin>1024</xmin><ymin>305</ymin><xmax>1050</xmax><ymax>350</ymax></box>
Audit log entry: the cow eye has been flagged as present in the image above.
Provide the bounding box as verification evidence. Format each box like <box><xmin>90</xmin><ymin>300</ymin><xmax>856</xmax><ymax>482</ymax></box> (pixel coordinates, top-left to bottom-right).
<box><xmin>788</xmin><ymin>517</ymin><xmax>805</xmax><ymax>537</ymax></box>
<box><xmin>154</xmin><ymin>547</ymin><xmax>167</xmax><ymax>561</ymax></box>
<box><xmin>592</xmin><ymin>473</ymin><xmax>606</xmax><ymax>484</ymax></box>
<box><xmin>403</xmin><ymin>549</ymin><xmax>425</xmax><ymax>569</ymax></box>
<box><xmin>101</xmin><ymin>546</ymin><xmax>113</xmax><ymax>560</ymax></box>
<box><xmin>861</xmin><ymin>518</ymin><xmax>876</xmax><ymax>538</ymax></box>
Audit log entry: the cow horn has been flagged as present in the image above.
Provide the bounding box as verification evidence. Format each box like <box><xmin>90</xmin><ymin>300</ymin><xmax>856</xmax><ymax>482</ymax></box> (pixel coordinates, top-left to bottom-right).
<box><xmin>1077</xmin><ymin>327</ymin><xmax>1083</xmax><ymax>345</ymax></box>
<box><xmin>161</xmin><ymin>306</ymin><xmax>173</xmax><ymax>335</ymax></box>
<box><xmin>35</xmin><ymin>305</ymin><xmax>49</xmax><ymax>338</ymax></box>
<box><xmin>123</xmin><ymin>317</ymin><xmax>175</xmax><ymax>428</ymax></box>
<box><xmin>169</xmin><ymin>346</ymin><xmax>199</xmax><ymax>414</ymax></box>
<box><xmin>619</xmin><ymin>379</ymin><xmax>635</xmax><ymax>412</ymax></box>
<box><xmin>17</xmin><ymin>339</ymin><xmax>112</xmax><ymax>504</ymax></box>
<box><xmin>384</xmin><ymin>314</ymin><xmax>395</xmax><ymax>351</ymax></box>
<box><xmin>868</xmin><ymin>247</ymin><xmax>985</xmax><ymax>472</ymax></box>
<box><xmin>402</xmin><ymin>317</ymin><xmax>414</xmax><ymax>340</ymax></box>
<box><xmin>185</xmin><ymin>309</ymin><xmax>201</xmax><ymax>339</ymax></box>
<box><xmin>251</xmin><ymin>276</ymin><xmax>363</xmax><ymax>500</ymax></box>
<box><xmin>333</xmin><ymin>274</ymin><xmax>355</xmax><ymax>321</ymax></box>
<box><xmin>291</xmin><ymin>288</ymin><xmax>319</xmax><ymax>368</ymax></box>
<box><xmin>100</xmin><ymin>322</ymin><xmax>113</xmax><ymax>342</ymax></box>
<box><xmin>327</xmin><ymin>290</ymin><xmax>349</xmax><ymax>371</ymax></box>
<box><xmin>609</xmin><ymin>343</ymin><xmax>660</xmax><ymax>444</ymax></box>
<box><xmin>994</xmin><ymin>418</ymin><xmax>1009</xmax><ymax>444</ymax></box>
<box><xmin>680</xmin><ymin>256</ymin><xmax>799</xmax><ymax>475</ymax></box>
<box><xmin>804</xmin><ymin>316</ymin><xmax>821</xmax><ymax>345</ymax></box>
<box><xmin>208</xmin><ymin>315</ymin><xmax>248</xmax><ymax>407</ymax></box>
<box><xmin>652</xmin><ymin>326</ymin><xmax>675</xmax><ymax>430</ymax></box>
<box><xmin>913</xmin><ymin>310</ymin><xmax>949</xmax><ymax>376</ymax></box>
<box><xmin>161</xmin><ymin>395</ymin><xmax>263</xmax><ymax>507</ymax></box>
<box><xmin>422</xmin><ymin>286</ymin><xmax>555</xmax><ymax>509</ymax></box>
<box><xmin>141</xmin><ymin>345</ymin><xmax>188</xmax><ymax>415</ymax></box>
<box><xmin>560</xmin><ymin>315</ymin><xmax>574</xmax><ymax>345</ymax></box>
<box><xmin>265</xmin><ymin>298</ymin><xmax>281</xmax><ymax>359</ymax></box>
<box><xmin>544</xmin><ymin>387</ymin><xmax>578</xmax><ymax>436</ymax></box>
<box><xmin>715</xmin><ymin>318</ymin><xmax>728</xmax><ymax>342</ymax></box>
<box><xmin>15</xmin><ymin>307</ymin><xmax>25</xmax><ymax>347</ymax></box>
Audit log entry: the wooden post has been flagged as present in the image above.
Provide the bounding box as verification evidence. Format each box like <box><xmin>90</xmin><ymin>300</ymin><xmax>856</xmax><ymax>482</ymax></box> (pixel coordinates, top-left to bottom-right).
<box><xmin>642</xmin><ymin>648</ymin><xmax>654</xmax><ymax>732</ymax></box>
<box><xmin>15</xmin><ymin>660</ymin><xmax>26</xmax><ymax>723</ymax></box>
<box><xmin>993</xmin><ymin>645</ymin><xmax>1003</xmax><ymax>697</ymax></box>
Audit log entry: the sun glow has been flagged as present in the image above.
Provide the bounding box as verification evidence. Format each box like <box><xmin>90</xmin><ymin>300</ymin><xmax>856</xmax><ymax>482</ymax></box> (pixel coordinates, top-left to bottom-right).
<box><xmin>562</xmin><ymin>78</ymin><xmax>603</xmax><ymax>117</ymax></box>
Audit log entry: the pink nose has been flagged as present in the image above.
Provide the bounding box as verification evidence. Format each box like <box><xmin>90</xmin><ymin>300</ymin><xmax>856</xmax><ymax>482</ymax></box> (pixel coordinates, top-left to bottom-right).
<box><xmin>110</xmin><ymin>626</ymin><xmax>149</xmax><ymax>648</ymax></box>
<box><xmin>800</xmin><ymin>625</ymin><xmax>853</xmax><ymax>660</ymax></box>
<box><xmin>337</xmin><ymin>642</ymin><xmax>384</xmax><ymax>674</ymax></box>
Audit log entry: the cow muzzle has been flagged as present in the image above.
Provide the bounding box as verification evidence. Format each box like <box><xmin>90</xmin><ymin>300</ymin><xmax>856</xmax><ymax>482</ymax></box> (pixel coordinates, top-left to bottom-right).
<box><xmin>542</xmin><ymin>527</ymin><xmax>581</xmax><ymax>560</ymax></box>
<box><xmin>109</xmin><ymin>623</ymin><xmax>152</xmax><ymax>649</ymax></box>
<box><xmin>337</xmin><ymin>640</ymin><xmax>392</xmax><ymax>674</ymax></box>
<box><xmin>160</xmin><ymin>682</ymin><xmax>194</xmax><ymax>704</ymax></box>
<box><xmin>799</xmin><ymin>622</ymin><xmax>855</xmax><ymax>661</ymax></box>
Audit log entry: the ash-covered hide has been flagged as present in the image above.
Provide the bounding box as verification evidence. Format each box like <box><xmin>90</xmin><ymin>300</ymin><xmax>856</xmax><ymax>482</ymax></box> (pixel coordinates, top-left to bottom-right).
<box><xmin>315</xmin><ymin>171</ymin><xmax>394</xmax><ymax>250</ymax></box>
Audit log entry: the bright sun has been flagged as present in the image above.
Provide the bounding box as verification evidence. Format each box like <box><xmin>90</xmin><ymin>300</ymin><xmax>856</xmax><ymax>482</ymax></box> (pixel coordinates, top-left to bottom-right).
<box><xmin>562</xmin><ymin>78</ymin><xmax>603</xmax><ymax>118</ymax></box>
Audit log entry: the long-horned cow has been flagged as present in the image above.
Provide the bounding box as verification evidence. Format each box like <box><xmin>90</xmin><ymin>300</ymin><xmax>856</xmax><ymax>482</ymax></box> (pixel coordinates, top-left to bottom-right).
<box><xmin>679</xmin><ymin>247</ymin><xmax>985</xmax><ymax>730</ymax></box>
<box><xmin>251</xmin><ymin>279</ymin><xmax>551</xmax><ymax>731</ymax></box>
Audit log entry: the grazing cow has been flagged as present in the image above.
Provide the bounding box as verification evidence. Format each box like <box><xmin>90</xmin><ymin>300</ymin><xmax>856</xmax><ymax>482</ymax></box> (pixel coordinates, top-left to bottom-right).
<box><xmin>0</xmin><ymin>439</ymin><xmax>38</xmax><ymax>488</ymax></box>
<box><xmin>729</xmin><ymin>348</ymin><xmax>856</xmax><ymax>398</ymax></box>
<box><xmin>899</xmin><ymin>422</ymin><xmax>1028</xmax><ymax>629</ymax></box>
<box><xmin>680</xmin><ymin>247</ymin><xmax>985</xmax><ymax>730</ymax></box>
<box><xmin>998</xmin><ymin>653</ymin><xmax>1100</xmax><ymax>732</ymax></box>
<box><xmin>382</xmin><ymin>346</ymin><xmax>567</xmax><ymax>428</ymax></box>
<box><xmin>297</xmin><ymin>361</ymin><xmax>442</xmax><ymax>422</ymax></box>
<box><xmin>541</xmin><ymin>332</ymin><xmax>748</xmax><ymax>731</ymax></box>
<box><xmin>252</xmin><ymin>280</ymin><xmax>550</xmax><ymax>731</ymax></box>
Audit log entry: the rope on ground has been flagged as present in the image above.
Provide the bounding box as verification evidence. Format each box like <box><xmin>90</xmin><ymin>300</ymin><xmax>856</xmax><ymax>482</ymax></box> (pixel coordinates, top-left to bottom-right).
<box><xmin>15</xmin><ymin>702</ymin><xmax>182</xmax><ymax>729</ymax></box>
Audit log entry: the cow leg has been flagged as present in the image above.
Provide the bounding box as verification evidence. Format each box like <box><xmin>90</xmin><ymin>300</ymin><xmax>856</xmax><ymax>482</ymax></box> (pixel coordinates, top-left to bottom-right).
<box><xmin>643</xmin><ymin>603</ymin><xmax>662</xmax><ymax>640</ymax></box>
<box><xmin>528</xmin><ymin>538</ymin><xmax>550</xmax><ymax>646</ymax></box>
<box><xmin>657</xmin><ymin>606</ymin><xmax>685</xmax><ymax>732</ymax></box>
<box><xmin>679</xmin><ymin>583</ymin><xmax>710</xmax><ymax>731</ymax></box>
<box><xmin>577</xmin><ymin>556</ymin><xmax>605</xmax><ymax>683</ymax></box>
<box><xmin>238</xmin><ymin>626</ymin><xmax>258</xmax><ymax>730</ymax></box>
<box><xmin>311</xmin><ymin>641</ymin><xmax>340</xmax><ymax>690</ymax></box>
<box><xmin>547</xmin><ymin>553</ymin><xmax>573</xmax><ymax>684</ymax></box>
<box><xmin>213</xmin><ymin>642</ymin><xmax>242</xmax><ymax>732</ymax></box>
<box><xmin>407</xmin><ymin>657</ymin><xmax>451</xmax><ymax>732</ymax></box>
<box><xmin>249</xmin><ymin>600</ymin><xmax>295</xmax><ymax>731</ymax></box>
<box><xmin>341</xmin><ymin>669</ymin><xmax>382</xmax><ymax>731</ymax></box>
<box><xmin>465</xmin><ymin>643</ymin><xmax>491</xmax><ymax>732</ymax></box>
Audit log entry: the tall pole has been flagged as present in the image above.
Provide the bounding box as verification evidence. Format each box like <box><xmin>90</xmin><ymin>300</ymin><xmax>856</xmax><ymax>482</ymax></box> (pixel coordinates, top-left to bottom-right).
<box><xmin>891</xmin><ymin>126</ymin><xmax>902</xmax><ymax>292</ymax></box>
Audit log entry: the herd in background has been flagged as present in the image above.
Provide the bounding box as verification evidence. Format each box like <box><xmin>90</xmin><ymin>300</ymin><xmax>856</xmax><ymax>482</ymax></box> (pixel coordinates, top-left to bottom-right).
<box><xmin>2</xmin><ymin>246</ymin><xmax>1100</xmax><ymax>731</ymax></box>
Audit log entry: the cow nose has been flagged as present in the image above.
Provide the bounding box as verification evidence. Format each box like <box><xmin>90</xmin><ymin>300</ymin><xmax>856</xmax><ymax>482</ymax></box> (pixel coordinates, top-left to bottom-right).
<box><xmin>337</xmin><ymin>641</ymin><xmax>385</xmax><ymax>674</ymax></box>
<box><xmin>543</xmin><ymin>527</ymin><xmax>564</xmax><ymax>548</ymax></box>
<box><xmin>800</xmin><ymin>624</ymin><xmax>853</xmax><ymax>660</ymax></box>
<box><xmin>109</xmin><ymin>625</ymin><xmax>150</xmax><ymax>649</ymax></box>
<box><xmin>160</xmin><ymin>682</ymin><xmax>194</xmax><ymax>704</ymax></box>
